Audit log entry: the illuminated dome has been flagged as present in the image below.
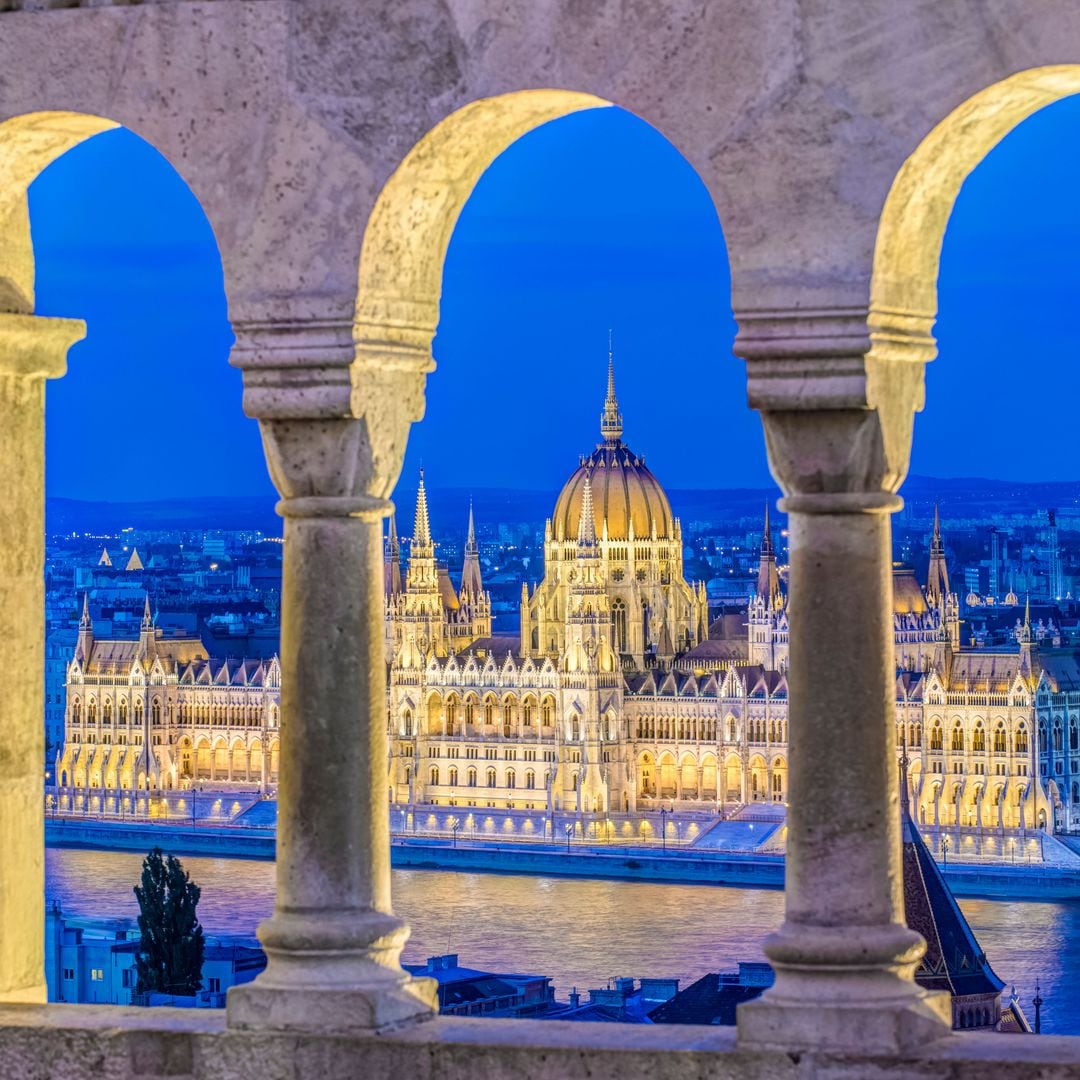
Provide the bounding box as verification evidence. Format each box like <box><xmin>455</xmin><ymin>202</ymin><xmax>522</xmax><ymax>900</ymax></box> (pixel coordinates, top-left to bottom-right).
<box><xmin>551</xmin><ymin>355</ymin><xmax>674</xmax><ymax>542</ymax></box>
<box><xmin>1004</xmin><ymin>588</ymin><xmax>1019</xmax><ymax>606</ymax></box>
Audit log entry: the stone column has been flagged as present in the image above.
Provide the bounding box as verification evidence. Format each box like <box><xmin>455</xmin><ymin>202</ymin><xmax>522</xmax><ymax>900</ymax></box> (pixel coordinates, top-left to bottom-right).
<box><xmin>226</xmin><ymin>319</ymin><xmax>436</xmax><ymax>1033</ymax></box>
<box><xmin>0</xmin><ymin>313</ymin><xmax>84</xmax><ymax>1003</ymax></box>
<box><xmin>735</xmin><ymin>307</ymin><xmax>950</xmax><ymax>1053</ymax></box>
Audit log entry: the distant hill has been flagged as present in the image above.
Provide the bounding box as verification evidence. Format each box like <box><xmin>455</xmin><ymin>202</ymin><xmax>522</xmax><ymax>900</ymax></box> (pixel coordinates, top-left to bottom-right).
<box><xmin>45</xmin><ymin>473</ymin><xmax>1080</xmax><ymax>539</ymax></box>
<box><xmin>47</xmin><ymin>496</ymin><xmax>281</xmax><ymax>536</ymax></box>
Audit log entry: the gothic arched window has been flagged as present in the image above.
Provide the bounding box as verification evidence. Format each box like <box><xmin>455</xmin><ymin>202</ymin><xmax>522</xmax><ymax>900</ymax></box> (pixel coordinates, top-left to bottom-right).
<box><xmin>611</xmin><ymin>599</ymin><xmax>628</xmax><ymax>653</ymax></box>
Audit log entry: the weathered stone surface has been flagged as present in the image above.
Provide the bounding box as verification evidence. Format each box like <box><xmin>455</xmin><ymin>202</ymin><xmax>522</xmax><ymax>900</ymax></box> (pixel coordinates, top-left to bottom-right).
<box><xmin>3</xmin><ymin>0</ymin><xmax>1080</xmax><ymax>1064</ymax></box>
<box><xmin>0</xmin><ymin>1006</ymin><xmax>1077</xmax><ymax>1079</ymax></box>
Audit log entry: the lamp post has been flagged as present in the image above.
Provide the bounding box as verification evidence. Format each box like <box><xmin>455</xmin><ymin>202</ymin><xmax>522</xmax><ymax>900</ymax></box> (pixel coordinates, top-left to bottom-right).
<box><xmin>941</xmin><ymin>833</ymin><xmax>950</xmax><ymax>870</ymax></box>
<box><xmin>1033</xmin><ymin>979</ymin><xmax>1044</xmax><ymax>1034</ymax></box>
<box><xmin>450</xmin><ymin>819</ymin><xmax>460</xmax><ymax>848</ymax></box>
<box><xmin>660</xmin><ymin>806</ymin><xmax>669</xmax><ymax>853</ymax></box>
<box><xmin>565</xmin><ymin>823</ymin><xmax>574</xmax><ymax>854</ymax></box>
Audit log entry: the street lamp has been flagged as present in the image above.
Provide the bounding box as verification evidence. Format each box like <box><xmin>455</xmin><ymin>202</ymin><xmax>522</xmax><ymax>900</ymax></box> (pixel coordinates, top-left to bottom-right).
<box><xmin>941</xmin><ymin>834</ymin><xmax>950</xmax><ymax>869</ymax></box>
<box><xmin>565</xmin><ymin>823</ymin><xmax>574</xmax><ymax>853</ymax></box>
<box><xmin>450</xmin><ymin>819</ymin><xmax>460</xmax><ymax>848</ymax></box>
<box><xmin>660</xmin><ymin>806</ymin><xmax>669</xmax><ymax>853</ymax></box>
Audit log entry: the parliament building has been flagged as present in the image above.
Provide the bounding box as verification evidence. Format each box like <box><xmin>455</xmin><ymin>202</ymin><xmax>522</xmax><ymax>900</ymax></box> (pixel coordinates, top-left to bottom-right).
<box><xmin>385</xmin><ymin>360</ymin><xmax>1057</xmax><ymax>834</ymax></box>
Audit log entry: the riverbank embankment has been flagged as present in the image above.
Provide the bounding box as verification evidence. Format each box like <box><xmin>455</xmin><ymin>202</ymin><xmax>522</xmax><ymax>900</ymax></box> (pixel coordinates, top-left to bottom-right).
<box><xmin>44</xmin><ymin>818</ymin><xmax>1080</xmax><ymax>900</ymax></box>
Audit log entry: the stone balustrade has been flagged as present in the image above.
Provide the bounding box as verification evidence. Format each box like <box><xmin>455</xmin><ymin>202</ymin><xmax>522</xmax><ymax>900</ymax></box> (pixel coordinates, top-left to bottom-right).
<box><xmin>2</xmin><ymin>1</ymin><xmax>1080</xmax><ymax>1073</ymax></box>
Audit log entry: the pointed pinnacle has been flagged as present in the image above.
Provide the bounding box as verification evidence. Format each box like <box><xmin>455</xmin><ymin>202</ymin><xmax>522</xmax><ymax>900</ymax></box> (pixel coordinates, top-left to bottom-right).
<box><xmin>413</xmin><ymin>467</ymin><xmax>432</xmax><ymax>546</ymax></box>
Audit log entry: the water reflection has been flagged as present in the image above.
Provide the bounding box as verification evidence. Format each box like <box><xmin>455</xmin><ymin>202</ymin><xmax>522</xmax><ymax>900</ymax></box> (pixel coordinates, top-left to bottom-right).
<box><xmin>44</xmin><ymin>848</ymin><xmax>1079</xmax><ymax>1034</ymax></box>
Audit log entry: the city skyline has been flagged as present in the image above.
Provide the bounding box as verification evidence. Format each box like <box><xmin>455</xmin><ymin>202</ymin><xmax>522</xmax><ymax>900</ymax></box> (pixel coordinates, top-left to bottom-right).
<box><xmin>30</xmin><ymin>98</ymin><xmax>1080</xmax><ymax>503</ymax></box>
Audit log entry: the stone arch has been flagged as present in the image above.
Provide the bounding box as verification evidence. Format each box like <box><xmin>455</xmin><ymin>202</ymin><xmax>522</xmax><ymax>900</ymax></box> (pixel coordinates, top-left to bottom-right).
<box><xmin>194</xmin><ymin>737</ymin><xmax>212</xmax><ymax>781</ymax></box>
<box><xmin>677</xmin><ymin>752</ymin><xmax>698</xmax><ymax>799</ymax></box>
<box><xmin>249</xmin><ymin>738</ymin><xmax>264</xmax><ymax>784</ymax></box>
<box><xmin>749</xmin><ymin>754</ymin><xmax>768</xmax><ymax>802</ymax></box>
<box><xmin>230</xmin><ymin>737</ymin><xmax>248</xmax><ymax>782</ymax></box>
<box><xmin>637</xmin><ymin>751</ymin><xmax>656</xmax><ymax>799</ymax></box>
<box><xmin>657</xmin><ymin>751</ymin><xmax>677</xmax><ymax>799</ymax></box>
<box><xmin>870</xmin><ymin>67</ymin><xmax>1080</xmax><ymax>447</ymax></box>
<box><xmin>354</xmin><ymin>92</ymin><xmax>611</xmax><ymax>491</ymax></box>
<box><xmin>700</xmin><ymin>753</ymin><xmax>718</xmax><ymax>800</ymax></box>
<box><xmin>724</xmin><ymin>753</ymin><xmax>744</xmax><ymax>803</ymax></box>
<box><xmin>770</xmin><ymin>754</ymin><xmax>788</xmax><ymax>802</ymax></box>
<box><xmin>212</xmin><ymin>737</ymin><xmax>229</xmax><ymax>779</ymax></box>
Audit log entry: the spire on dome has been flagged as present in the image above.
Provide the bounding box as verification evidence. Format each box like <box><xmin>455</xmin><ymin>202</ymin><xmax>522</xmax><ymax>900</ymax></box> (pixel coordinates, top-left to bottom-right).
<box><xmin>600</xmin><ymin>331</ymin><xmax>623</xmax><ymax>444</ymax></box>
<box><xmin>577</xmin><ymin>476</ymin><xmax>598</xmax><ymax>546</ymax></box>
<box><xmin>413</xmin><ymin>468</ymin><xmax>432</xmax><ymax>549</ymax></box>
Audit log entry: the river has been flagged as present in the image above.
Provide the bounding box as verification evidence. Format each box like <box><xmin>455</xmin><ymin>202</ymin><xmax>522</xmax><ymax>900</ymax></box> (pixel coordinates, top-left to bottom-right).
<box><xmin>45</xmin><ymin>847</ymin><xmax>1080</xmax><ymax>1035</ymax></box>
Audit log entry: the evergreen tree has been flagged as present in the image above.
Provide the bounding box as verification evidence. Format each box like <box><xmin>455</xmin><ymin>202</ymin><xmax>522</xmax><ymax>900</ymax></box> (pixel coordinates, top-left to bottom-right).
<box><xmin>133</xmin><ymin>847</ymin><xmax>205</xmax><ymax>997</ymax></box>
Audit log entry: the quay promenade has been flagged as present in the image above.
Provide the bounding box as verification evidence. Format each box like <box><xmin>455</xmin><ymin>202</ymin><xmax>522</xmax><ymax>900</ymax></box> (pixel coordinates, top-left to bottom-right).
<box><xmin>44</xmin><ymin>808</ymin><xmax>1080</xmax><ymax>901</ymax></box>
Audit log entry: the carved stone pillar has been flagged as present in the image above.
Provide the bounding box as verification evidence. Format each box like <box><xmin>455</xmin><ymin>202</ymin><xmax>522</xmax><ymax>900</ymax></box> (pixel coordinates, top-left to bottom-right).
<box><xmin>0</xmin><ymin>313</ymin><xmax>83</xmax><ymax>1003</ymax></box>
<box><xmin>226</xmin><ymin>319</ymin><xmax>436</xmax><ymax>1033</ymax></box>
<box><xmin>735</xmin><ymin>308</ymin><xmax>951</xmax><ymax>1053</ymax></box>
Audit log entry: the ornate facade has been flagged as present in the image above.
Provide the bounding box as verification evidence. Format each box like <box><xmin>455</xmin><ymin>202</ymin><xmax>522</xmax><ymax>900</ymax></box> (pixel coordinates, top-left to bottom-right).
<box><xmin>56</xmin><ymin>595</ymin><xmax>281</xmax><ymax>795</ymax></box>
<box><xmin>387</xmin><ymin>368</ymin><xmax>1051</xmax><ymax>832</ymax></box>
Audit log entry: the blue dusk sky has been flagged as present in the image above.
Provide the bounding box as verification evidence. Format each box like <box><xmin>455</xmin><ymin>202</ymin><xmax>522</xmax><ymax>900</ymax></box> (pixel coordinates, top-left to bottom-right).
<box><xmin>29</xmin><ymin>97</ymin><xmax>1080</xmax><ymax>504</ymax></box>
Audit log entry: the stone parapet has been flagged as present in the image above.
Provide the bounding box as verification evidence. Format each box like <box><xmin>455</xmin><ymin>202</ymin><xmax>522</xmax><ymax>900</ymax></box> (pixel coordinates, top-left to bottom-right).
<box><xmin>0</xmin><ymin>1006</ymin><xmax>1077</xmax><ymax>1079</ymax></box>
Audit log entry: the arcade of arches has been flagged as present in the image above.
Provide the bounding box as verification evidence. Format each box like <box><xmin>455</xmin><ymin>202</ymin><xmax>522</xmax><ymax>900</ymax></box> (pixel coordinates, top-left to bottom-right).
<box><xmin>4</xmin><ymin>2</ymin><xmax>1080</xmax><ymax>1071</ymax></box>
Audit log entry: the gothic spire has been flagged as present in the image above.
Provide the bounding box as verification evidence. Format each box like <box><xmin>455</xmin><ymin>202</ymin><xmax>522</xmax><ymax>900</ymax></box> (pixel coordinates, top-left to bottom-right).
<box><xmin>142</xmin><ymin>592</ymin><xmax>153</xmax><ymax>629</ymax></box>
<box><xmin>413</xmin><ymin>468</ymin><xmax>432</xmax><ymax>550</ymax></box>
<box><xmin>461</xmin><ymin>498</ymin><xmax>483</xmax><ymax>596</ymax></box>
<box><xmin>926</xmin><ymin>502</ymin><xmax>950</xmax><ymax>607</ymax></box>
<box><xmin>80</xmin><ymin>591</ymin><xmax>91</xmax><ymax>629</ymax></box>
<box><xmin>756</xmin><ymin>501</ymin><xmax>780</xmax><ymax>604</ymax></box>
<box><xmin>387</xmin><ymin>512</ymin><xmax>400</xmax><ymax>558</ymax></box>
<box><xmin>760</xmin><ymin>499</ymin><xmax>775</xmax><ymax>559</ymax></box>
<box><xmin>384</xmin><ymin>513</ymin><xmax>403</xmax><ymax>596</ymax></box>
<box><xmin>600</xmin><ymin>331</ymin><xmax>623</xmax><ymax>443</ymax></box>
<box><xmin>466</xmin><ymin>498</ymin><xmax>478</xmax><ymax>554</ymax></box>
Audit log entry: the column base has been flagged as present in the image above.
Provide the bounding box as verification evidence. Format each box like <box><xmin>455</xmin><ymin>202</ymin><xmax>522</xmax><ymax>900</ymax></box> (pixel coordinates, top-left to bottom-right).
<box><xmin>227</xmin><ymin>973</ymin><xmax>437</xmax><ymax>1035</ymax></box>
<box><xmin>226</xmin><ymin>909</ymin><xmax>438</xmax><ymax>1035</ymax></box>
<box><xmin>736</xmin><ymin>922</ymin><xmax>953</xmax><ymax>1053</ymax></box>
<box><xmin>737</xmin><ymin>988</ymin><xmax>952</xmax><ymax>1054</ymax></box>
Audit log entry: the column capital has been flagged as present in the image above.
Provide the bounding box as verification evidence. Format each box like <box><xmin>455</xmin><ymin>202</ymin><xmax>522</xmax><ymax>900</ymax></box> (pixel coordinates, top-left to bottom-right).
<box><xmin>735</xmin><ymin>306</ymin><xmax>930</xmax><ymax>503</ymax></box>
<box><xmin>0</xmin><ymin>312</ymin><xmax>85</xmax><ymax>383</ymax></box>
<box><xmin>233</xmin><ymin>316</ymin><xmax>433</xmax><ymax>505</ymax></box>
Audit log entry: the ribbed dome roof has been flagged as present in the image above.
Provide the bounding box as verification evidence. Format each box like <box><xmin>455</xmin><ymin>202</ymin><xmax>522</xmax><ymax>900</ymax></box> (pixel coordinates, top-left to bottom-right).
<box><xmin>551</xmin><ymin>350</ymin><xmax>673</xmax><ymax>542</ymax></box>
<box><xmin>553</xmin><ymin>443</ymin><xmax>674</xmax><ymax>541</ymax></box>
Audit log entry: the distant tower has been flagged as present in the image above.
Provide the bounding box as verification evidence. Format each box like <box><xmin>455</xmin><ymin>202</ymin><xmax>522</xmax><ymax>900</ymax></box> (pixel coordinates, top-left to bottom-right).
<box><xmin>75</xmin><ymin>592</ymin><xmax>94</xmax><ymax>663</ymax></box>
<box><xmin>989</xmin><ymin>528</ymin><xmax>1000</xmax><ymax>599</ymax></box>
<box><xmin>384</xmin><ymin>513</ymin><xmax>403</xmax><ymax>597</ymax></box>
<box><xmin>460</xmin><ymin>500</ymin><xmax>483</xmax><ymax>597</ymax></box>
<box><xmin>926</xmin><ymin>504</ymin><xmax>950</xmax><ymax>609</ymax></box>
<box><xmin>756</xmin><ymin>501</ymin><xmax>781</xmax><ymax>606</ymax></box>
<box><xmin>97</xmin><ymin>547</ymin><xmax>112</xmax><ymax>568</ymax></box>
<box><xmin>1047</xmin><ymin>509</ymin><xmax>1063</xmax><ymax>599</ymax></box>
<box><xmin>125</xmin><ymin>547</ymin><xmax>144</xmax><ymax>572</ymax></box>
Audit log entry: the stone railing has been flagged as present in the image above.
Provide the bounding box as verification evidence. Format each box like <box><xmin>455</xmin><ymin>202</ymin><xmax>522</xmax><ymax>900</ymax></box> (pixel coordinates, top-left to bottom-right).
<box><xmin>0</xmin><ymin>1007</ymin><xmax>1078</xmax><ymax>1079</ymax></box>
